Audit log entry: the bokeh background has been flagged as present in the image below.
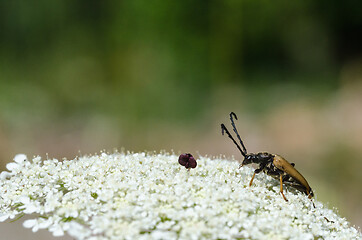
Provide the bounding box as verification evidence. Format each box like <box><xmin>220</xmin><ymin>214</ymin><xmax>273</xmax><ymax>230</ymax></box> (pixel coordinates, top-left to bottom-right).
<box><xmin>1</xmin><ymin>1</ymin><xmax>361</xmax><ymax>238</ymax></box>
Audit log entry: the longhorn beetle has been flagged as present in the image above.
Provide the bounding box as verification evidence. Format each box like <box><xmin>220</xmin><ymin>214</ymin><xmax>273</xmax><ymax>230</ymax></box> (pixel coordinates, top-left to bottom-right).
<box><xmin>221</xmin><ymin>112</ymin><xmax>314</xmax><ymax>202</ymax></box>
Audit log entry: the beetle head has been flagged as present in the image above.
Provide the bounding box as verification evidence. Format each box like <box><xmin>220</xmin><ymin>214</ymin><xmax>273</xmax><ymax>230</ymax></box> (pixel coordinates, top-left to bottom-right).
<box><xmin>240</xmin><ymin>154</ymin><xmax>256</xmax><ymax>167</ymax></box>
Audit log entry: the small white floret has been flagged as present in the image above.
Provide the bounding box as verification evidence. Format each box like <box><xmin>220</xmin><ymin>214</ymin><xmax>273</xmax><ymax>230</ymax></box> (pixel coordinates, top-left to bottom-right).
<box><xmin>23</xmin><ymin>219</ymin><xmax>37</xmax><ymax>229</ymax></box>
<box><xmin>0</xmin><ymin>213</ymin><xmax>9</xmax><ymax>222</ymax></box>
<box><xmin>6</xmin><ymin>162</ymin><xmax>19</xmax><ymax>171</ymax></box>
<box><xmin>14</xmin><ymin>154</ymin><xmax>28</xmax><ymax>163</ymax></box>
<box><xmin>0</xmin><ymin>171</ymin><xmax>12</xmax><ymax>180</ymax></box>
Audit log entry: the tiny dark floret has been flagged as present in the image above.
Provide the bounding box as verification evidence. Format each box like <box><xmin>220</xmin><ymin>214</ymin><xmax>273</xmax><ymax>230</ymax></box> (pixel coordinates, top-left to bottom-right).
<box><xmin>178</xmin><ymin>153</ymin><xmax>197</xmax><ymax>169</ymax></box>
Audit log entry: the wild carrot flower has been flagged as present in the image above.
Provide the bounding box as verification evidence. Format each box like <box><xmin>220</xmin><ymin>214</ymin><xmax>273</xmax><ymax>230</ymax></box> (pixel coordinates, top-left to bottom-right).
<box><xmin>0</xmin><ymin>152</ymin><xmax>360</xmax><ymax>239</ymax></box>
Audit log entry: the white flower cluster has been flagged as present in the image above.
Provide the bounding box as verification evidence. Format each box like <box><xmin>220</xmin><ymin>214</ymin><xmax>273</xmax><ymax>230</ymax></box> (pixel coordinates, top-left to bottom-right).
<box><xmin>0</xmin><ymin>152</ymin><xmax>360</xmax><ymax>240</ymax></box>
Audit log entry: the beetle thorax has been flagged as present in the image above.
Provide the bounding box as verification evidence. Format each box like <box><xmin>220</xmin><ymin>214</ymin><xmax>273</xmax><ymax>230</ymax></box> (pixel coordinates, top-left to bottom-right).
<box><xmin>250</xmin><ymin>152</ymin><xmax>274</xmax><ymax>164</ymax></box>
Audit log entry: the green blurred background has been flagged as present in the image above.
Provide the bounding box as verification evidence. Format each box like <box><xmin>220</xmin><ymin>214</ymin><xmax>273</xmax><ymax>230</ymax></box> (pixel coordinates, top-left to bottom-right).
<box><xmin>1</xmin><ymin>0</ymin><xmax>361</xmax><ymax>235</ymax></box>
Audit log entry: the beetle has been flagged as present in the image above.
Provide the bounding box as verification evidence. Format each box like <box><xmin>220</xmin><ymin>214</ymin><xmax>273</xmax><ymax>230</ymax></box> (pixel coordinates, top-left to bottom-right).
<box><xmin>221</xmin><ymin>112</ymin><xmax>314</xmax><ymax>202</ymax></box>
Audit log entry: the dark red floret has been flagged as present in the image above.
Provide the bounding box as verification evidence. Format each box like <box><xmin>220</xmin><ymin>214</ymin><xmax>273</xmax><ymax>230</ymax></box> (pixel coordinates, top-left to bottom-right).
<box><xmin>178</xmin><ymin>153</ymin><xmax>197</xmax><ymax>169</ymax></box>
<box><xmin>188</xmin><ymin>157</ymin><xmax>197</xmax><ymax>168</ymax></box>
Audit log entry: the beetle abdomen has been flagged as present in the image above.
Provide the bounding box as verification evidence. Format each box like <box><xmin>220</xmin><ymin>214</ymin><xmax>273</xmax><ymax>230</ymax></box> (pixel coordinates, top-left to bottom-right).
<box><xmin>272</xmin><ymin>155</ymin><xmax>313</xmax><ymax>198</ymax></box>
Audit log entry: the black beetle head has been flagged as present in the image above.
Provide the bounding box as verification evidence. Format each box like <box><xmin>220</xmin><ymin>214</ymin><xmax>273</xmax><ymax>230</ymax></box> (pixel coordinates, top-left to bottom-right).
<box><xmin>240</xmin><ymin>154</ymin><xmax>256</xmax><ymax>167</ymax></box>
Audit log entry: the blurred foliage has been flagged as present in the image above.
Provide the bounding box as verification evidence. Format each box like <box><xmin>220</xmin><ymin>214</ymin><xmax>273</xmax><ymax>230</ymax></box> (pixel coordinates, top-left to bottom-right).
<box><xmin>1</xmin><ymin>0</ymin><xmax>361</xmax><ymax>124</ymax></box>
<box><xmin>0</xmin><ymin>0</ymin><xmax>362</xmax><ymax>230</ymax></box>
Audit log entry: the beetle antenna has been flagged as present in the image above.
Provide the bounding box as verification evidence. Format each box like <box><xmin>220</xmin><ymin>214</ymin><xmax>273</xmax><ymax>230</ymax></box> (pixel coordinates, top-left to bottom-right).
<box><xmin>229</xmin><ymin>112</ymin><xmax>247</xmax><ymax>154</ymax></box>
<box><xmin>221</xmin><ymin>124</ymin><xmax>247</xmax><ymax>157</ymax></box>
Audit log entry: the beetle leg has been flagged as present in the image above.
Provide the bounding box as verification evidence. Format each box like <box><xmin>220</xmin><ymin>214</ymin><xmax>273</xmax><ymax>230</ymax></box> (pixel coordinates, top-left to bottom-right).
<box><xmin>279</xmin><ymin>174</ymin><xmax>289</xmax><ymax>202</ymax></box>
<box><xmin>249</xmin><ymin>168</ymin><xmax>262</xmax><ymax>186</ymax></box>
<box><xmin>306</xmin><ymin>189</ymin><xmax>314</xmax><ymax>199</ymax></box>
<box><xmin>306</xmin><ymin>190</ymin><xmax>316</xmax><ymax>207</ymax></box>
<box><xmin>249</xmin><ymin>172</ymin><xmax>256</xmax><ymax>186</ymax></box>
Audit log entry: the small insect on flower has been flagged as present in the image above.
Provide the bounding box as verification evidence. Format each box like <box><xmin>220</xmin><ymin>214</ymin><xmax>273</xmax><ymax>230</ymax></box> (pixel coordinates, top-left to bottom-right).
<box><xmin>178</xmin><ymin>153</ymin><xmax>197</xmax><ymax>169</ymax></box>
<box><xmin>221</xmin><ymin>112</ymin><xmax>314</xmax><ymax>202</ymax></box>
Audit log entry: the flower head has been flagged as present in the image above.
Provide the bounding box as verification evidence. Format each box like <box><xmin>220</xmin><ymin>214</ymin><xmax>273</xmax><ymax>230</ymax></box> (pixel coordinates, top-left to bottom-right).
<box><xmin>0</xmin><ymin>152</ymin><xmax>360</xmax><ymax>239</ymax></box>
